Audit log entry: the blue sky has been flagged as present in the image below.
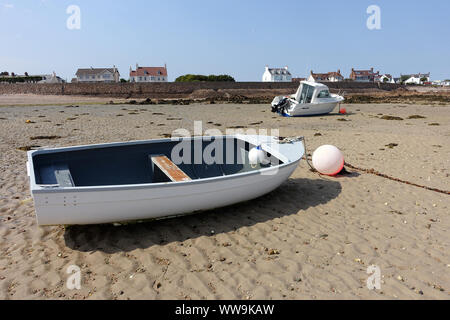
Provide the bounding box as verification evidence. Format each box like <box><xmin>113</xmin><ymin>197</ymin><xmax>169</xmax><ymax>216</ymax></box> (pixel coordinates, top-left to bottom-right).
<box><xmin>1</xmin><ymin>0</ymin><xmax>449</xmax><ymax>81</ymax></box>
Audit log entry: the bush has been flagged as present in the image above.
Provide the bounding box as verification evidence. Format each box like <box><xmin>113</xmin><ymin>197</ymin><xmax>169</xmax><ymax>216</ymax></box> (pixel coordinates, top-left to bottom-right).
<box><xmin>0</xmin><ymin>76</ymin><xmax>43</xmax><ymax>83</ymax></box>
<box><xmin>175</xmin><ymin>74</ymin><xmax>235</xmax><ymax>82</ymax></box>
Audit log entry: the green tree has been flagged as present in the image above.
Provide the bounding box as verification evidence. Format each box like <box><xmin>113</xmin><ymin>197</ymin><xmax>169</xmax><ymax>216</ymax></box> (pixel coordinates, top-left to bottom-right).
<box><xmin>175</xmin><ymin>74</ymin><xmax>235</xmax><ymax>82</ymax></box>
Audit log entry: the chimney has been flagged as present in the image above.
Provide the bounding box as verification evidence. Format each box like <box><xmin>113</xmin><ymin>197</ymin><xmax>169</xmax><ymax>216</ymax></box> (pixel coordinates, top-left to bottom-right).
<box><xmin>136</xmin><ymin>63</ymin><xmax>139</xmax><ymax>70</ymax></box>
<box><xmin>164</xmin><ymin>63</ymin><xmax>167</xmax><ymax>70</ymax></box>
<box><xmin>265</xmin><ymin>65</ymin><xmax>269</xmax><ymax>71</ymax></box>
<box><xmin>371</xmin><ymin>67</ymin><xmax>373</xmax><ymax>72</ymax></box>
<box><xmin>284</xmin><ymin>66</ymin><xmax>288</xmax><ymax>70</ymax></box>
<box><xmin>338</xmin><ymin>69</ymin><xmax>340</xmax><ymax>74</ymax></box>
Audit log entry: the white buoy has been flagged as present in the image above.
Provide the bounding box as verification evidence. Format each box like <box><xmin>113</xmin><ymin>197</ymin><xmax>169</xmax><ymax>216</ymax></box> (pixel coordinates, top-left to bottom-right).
<box><xmin>312</xmin><ymin>145</ymin><xmax>344</xmax><ymax>176</ymax></box>
<box><xmin>248</xmin><ymin>146</ymin><xmax>269</xmax><ymax>166</ymax></box>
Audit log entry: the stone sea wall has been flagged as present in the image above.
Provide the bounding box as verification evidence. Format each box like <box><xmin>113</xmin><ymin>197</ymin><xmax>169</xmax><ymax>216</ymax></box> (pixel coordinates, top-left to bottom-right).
<box><xmin>0</xmin><ymin>81</ymin><xmax>403</xmax><ymax>99</ymax></box>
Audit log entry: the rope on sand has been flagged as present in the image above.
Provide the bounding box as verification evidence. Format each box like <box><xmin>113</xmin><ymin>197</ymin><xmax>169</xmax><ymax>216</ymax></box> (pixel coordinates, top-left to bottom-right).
<box><xmin>342</xmin><ymin>162</ymin><xmax>450</xmax><ymax>195</ymax></box>
<box><xmin>281</xmin><ymin>136</ymin><xmax>449</xmax><ymax>195</ymax></box>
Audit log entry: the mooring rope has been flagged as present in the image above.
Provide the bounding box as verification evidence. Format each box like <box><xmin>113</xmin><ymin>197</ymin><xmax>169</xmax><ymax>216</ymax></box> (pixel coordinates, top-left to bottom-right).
<box><xmin>342</xmin><ymin>162</ymin><xmax>450</xmax><ymax>195</ymax></box>
<box><xmin>280</xmin><ymin>136</ymin><xmax>450</xmax><ymax>195</ymax></box>
<box><xmin>303</xmin><ymin>155</ymin><xmax>449</xmax><ymax>195</ymax></box>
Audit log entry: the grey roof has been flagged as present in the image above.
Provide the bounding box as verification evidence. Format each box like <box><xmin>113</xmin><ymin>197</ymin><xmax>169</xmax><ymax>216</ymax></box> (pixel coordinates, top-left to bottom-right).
<box><xmin>76</xmin><ymin>68</ymin><xmax>119</xmax><ymax>76</ymax></box>
<box><xmin>268</xmin><ymin>68</ymin><xmax>291</xmax><ymax>76</ymax></box>
<box><xmin>401</xmin><ymin>72</ymin><xmax>430</xmax><ymax>78</ymax></box>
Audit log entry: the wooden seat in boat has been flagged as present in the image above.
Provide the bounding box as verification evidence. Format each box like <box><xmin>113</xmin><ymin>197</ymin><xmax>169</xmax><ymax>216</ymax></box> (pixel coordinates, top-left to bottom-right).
<box><xmin>150</xmin><ymin>155</ymin><xmax>192</xmax><ymax>182</ymax></box>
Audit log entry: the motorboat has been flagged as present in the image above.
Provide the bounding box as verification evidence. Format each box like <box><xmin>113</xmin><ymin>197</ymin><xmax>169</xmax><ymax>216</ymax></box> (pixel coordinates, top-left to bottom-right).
<box><xmin>271</xmin><ymin>81</ymin><xmax>344</xmax><ymax>116</ymax></box>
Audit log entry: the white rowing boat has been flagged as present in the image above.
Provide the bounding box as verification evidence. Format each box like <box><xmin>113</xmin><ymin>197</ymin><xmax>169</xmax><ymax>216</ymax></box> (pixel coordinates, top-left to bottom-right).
<box><xmin>27</xmin><ymin>135</ymin><xmax>304</xmax><ymax>225</ymax></box>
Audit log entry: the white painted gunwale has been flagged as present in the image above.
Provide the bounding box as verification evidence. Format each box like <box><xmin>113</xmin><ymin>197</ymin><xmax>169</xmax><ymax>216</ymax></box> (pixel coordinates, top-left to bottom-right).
<box><xmin>27</xmin><ymin>135</ymin><xmax>303</xmax><ymax>194</ymax></box>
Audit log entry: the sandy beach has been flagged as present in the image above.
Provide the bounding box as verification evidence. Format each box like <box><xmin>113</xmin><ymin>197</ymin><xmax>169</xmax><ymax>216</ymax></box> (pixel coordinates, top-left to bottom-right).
<box><xmin>0</xmin><ymin>98</ymin><xmax>448</xmax><ymax>299</ymax></box>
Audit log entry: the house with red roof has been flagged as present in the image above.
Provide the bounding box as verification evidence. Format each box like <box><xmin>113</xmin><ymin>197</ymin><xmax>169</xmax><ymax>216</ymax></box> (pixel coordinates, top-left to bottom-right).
<box><xmin>308</xmin><ymin>70</ymin><xmax>343</xmax><ymax>82</ymax></box>
<box><xmin>129</xmin><ymin>64</ymin><xmax>168</xmax><ymax>82</ymax></box>
<box><xmin>349</xmin><ymin>67</ymin><xmax>380</xmax><ymax>82</ymax></box>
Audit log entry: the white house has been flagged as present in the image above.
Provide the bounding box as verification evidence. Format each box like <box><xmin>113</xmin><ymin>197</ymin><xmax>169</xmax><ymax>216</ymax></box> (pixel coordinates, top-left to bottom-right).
<box><xmin>432</xmin><ymin>80</ymin><xmax>450</xmax><ymax>86</ymax></box>
<box><xmin>402</xmin><ymin>72</ymin><xmax>430</xmax><ymax>85</ymax></box>
<box><xmin>38</xmin><ymin>72</ymin><xmax>65</xmax><ymax>83</ymax></box>
<box><xmin>262</xmin><ymin>66</ymin><xmax>292</xmax><ymax>82</ymax></box>
<box><xmin>129</xmin><ymin>64</ymin><xmax>168</xmax><ymax>82</ymax></box>
<box><xmin>378</xmin><ymin>74</ymin><xmax>395</xmax><ymax>83</ymax></box>
<box><xmin>75</xmin><ymin>66</ymin><xmax>120</xmax><ymax>83</ymax></box>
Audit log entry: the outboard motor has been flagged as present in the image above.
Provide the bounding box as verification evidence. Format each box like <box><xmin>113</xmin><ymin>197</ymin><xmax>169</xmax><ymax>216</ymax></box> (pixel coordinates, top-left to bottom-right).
<box><xmin>271</xmin><ymin>96</ymin><xmax>289</xmax><ymax>114</ymax></box>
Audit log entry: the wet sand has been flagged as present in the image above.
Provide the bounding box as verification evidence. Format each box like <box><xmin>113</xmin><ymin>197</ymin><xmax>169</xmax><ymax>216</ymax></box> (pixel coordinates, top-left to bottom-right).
<box><xmin>0</xmin><ymin>101</ymin><xmax>448</xmax><ymax>299</ymax></box>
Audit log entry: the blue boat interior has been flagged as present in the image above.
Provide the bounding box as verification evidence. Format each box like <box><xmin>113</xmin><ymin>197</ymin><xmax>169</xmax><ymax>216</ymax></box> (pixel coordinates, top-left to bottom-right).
<box><xmin>32</xmin><ymin>137</ymin><xmax>282</xmax><ymax>187</ymax></box>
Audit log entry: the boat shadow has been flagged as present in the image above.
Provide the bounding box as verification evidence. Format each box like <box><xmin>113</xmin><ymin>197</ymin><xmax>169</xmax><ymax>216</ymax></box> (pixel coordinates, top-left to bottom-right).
<box><xmin>63</xmin><ymin>177</ymin><xmax>342</xmax><ymax>253</ymax></box>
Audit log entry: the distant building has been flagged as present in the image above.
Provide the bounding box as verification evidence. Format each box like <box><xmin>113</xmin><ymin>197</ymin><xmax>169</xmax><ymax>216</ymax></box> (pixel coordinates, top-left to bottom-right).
<box><xmin>378</xmin><ymin>74</ymin><xmax>395</xmax><ymax>83</ymax></box>
<box><xmin>75</xmin><ymin>66</ymin><xmax>120</xmax><ymax>83</ymax></box>
<box><xmin>432</xmin><ymin>80</ymin><xmax>450</xmax><ymax>86</ymax></box>
<box><xmin>39</xmin><ymin>72</ymin><xmax>65</xmax><ymax>83</ymax></box>
<box><xmin>308</xmin><ymin>70</ymin><xmax>343</xmax><ymax>82</ymax></box>
<box><xmin>262</xmin><ymin>66</ymin><xmax>292</xmax><ymax>82</ymax></box>
<box><xmin>402</xmin><ymin>72</ymin><xmax>430</xmax><ymax>85</ymax></box>
<box><xmin>129</xmin><ymin>64</ymin><xmax>168</xmax><ymax>82</ymax></box>
<box><xmin>349</xmin><ymin>67</ymin><xmax>380</xmax><ymax>82</ymax></box>
<box><xmin>0</xmin><ymin>72</ymin><xmax>62</xmax><ymax>83</ymax></box>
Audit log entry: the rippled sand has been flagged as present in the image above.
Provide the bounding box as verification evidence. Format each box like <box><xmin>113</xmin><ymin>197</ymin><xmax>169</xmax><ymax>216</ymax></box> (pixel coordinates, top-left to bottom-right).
<box><xmin>0</xmin><ymin>101</ymin><xmax>448</xmax><ymax>299</ymax></box>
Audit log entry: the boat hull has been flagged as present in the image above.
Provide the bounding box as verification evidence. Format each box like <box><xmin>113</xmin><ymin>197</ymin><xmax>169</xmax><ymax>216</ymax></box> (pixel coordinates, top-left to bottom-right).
<box><xmin>285</xmin><ymin>101</ymin><xmax>339</xmax><ymax>117</ymax></box>
<box><xmin>32</xmin><ymin>161</ymin><xmax>298</xmax><ymax>225</ymax></box>
<box><xmin>28</xmin><ymin>135</ymin><xmax>304</xmax><ymax>225</ymax></box>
